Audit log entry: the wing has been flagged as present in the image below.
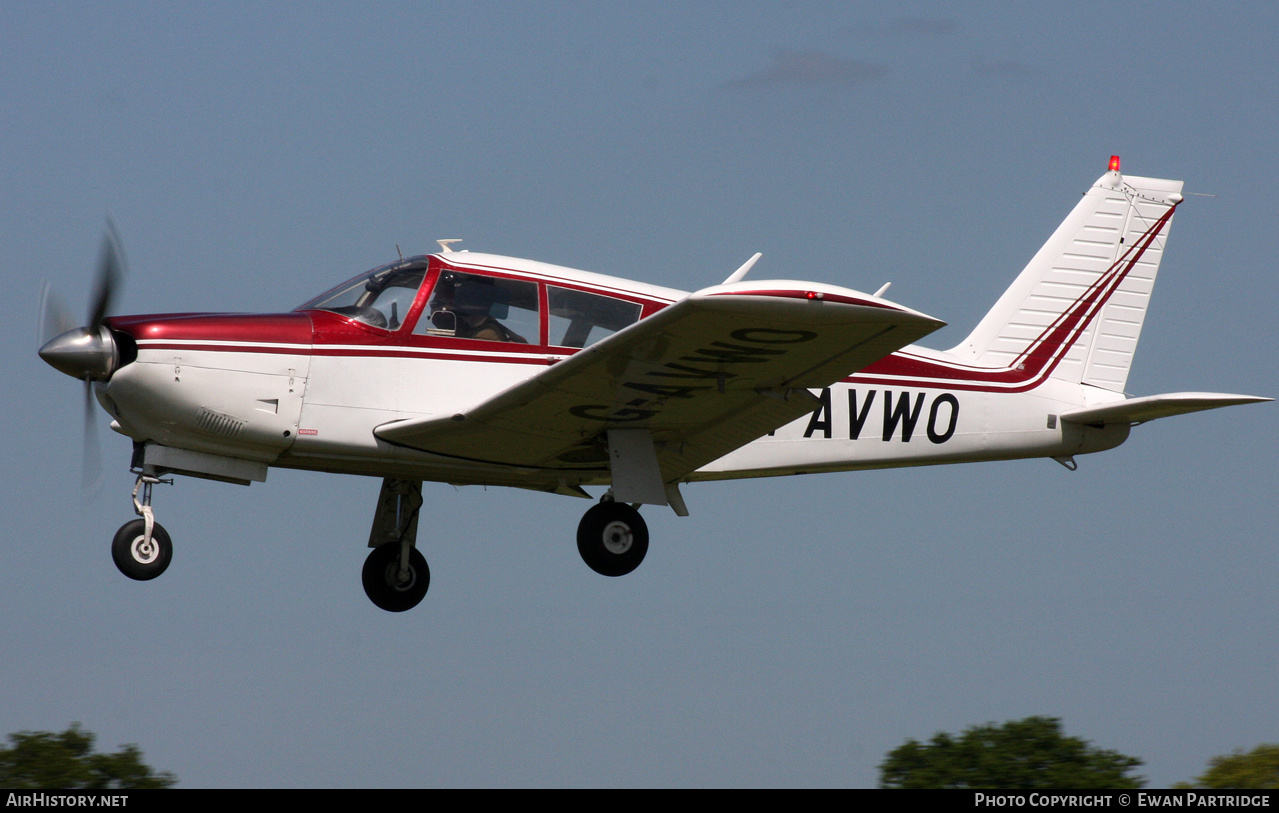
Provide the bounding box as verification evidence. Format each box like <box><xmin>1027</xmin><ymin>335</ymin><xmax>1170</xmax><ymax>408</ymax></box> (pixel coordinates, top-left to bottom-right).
<box><xmin>375</xmin><ymin>281</ymin><xmax>944</xmax><ymax>495</ymax></box>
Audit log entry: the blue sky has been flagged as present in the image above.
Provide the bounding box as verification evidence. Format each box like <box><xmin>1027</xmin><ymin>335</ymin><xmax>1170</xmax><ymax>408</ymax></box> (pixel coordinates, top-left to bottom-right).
<box><xmin>4</xmin><ymin>1</ymin><xmax>1276</xmax><ymax>787</ymax></box>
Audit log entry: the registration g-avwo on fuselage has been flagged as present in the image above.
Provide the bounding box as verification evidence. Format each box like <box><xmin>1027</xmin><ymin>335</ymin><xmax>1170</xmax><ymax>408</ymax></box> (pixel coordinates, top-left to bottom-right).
<box><xmin>38</xmin><ymin>158</ymin><xmax>1269</xmax><ymax>611</ymax></box>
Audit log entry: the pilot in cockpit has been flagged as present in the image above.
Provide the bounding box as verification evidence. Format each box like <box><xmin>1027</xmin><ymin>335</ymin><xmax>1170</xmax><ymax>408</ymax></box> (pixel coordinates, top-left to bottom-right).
<box><xmin>431</xmin><ymin>273</ymin><xmax>528</xmax><ymax>343</ymax></box>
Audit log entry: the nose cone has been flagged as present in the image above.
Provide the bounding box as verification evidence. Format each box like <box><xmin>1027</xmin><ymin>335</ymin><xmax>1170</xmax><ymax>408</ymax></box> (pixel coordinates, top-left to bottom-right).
<box><xmin>38</xmin><ymin>325</ymin><xmax>119</xmax><ymax>381</ymax></box>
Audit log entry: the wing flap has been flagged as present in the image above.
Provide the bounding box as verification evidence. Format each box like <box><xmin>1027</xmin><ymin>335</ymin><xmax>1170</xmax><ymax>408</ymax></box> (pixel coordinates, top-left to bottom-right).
<box><xmin>376</xmin><ymin>281</ymin><xmax>944</xmax><ymax>481</ymax></box>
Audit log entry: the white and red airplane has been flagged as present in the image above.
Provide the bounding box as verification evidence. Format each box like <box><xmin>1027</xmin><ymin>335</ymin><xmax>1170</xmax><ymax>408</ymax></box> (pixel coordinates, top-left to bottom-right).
<box><xmin>39</xmin><ymin>158</ymin><xmax>1268</xmax><ymax>611</ymax></box>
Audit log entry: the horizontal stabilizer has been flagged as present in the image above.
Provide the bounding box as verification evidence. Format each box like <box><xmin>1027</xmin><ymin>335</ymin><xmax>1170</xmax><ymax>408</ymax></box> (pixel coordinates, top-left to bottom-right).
<box><xmin>1059</xmin><ymin>392</ymin><xmax>1271</xmax><ymax>426</ymax></box>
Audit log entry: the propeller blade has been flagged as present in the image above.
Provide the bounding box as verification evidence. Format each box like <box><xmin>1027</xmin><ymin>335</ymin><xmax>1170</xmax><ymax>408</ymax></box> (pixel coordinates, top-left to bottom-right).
<box><xmin>87</xmin><ymin>217</ymin><xmax>126</xmax><ymax>330</ymax></box>
<box><xmin>82</xmin><ymin>380</ymin><xmax>104</xmax><ymax>494</ymax></box>
<box><xmin>42</xmin><ymin>218</ymin><xmax>129</xmax><ymax>495</ymax></box>
<box><xmin>37</xmin><ymin>282</ymin><xmax>77</xmax><ymax>350</ymax></box>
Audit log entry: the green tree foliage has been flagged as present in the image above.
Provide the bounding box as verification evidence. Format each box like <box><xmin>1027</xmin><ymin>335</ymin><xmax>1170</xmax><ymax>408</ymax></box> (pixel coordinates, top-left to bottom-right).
<box><xmin>0</xmin><ymin>724</ymin><xmax>176</xmax><ymax>789</ymax></box>
<box><xmin>879</xmin><ymin>716</ymin><xmax>1144</xmax><ymax>789</ymax></box>
<box><xmin>1176</xmin><ymin>744</ymin><xmax>1279</xmax><ymax>789</ymax></box>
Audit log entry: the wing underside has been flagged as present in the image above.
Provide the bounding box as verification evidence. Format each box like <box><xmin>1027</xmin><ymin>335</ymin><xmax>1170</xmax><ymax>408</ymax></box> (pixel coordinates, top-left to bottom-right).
<box><xmin>375</xmin><ymin>281</ymin><xmax>945</xmax><ymax>493</ymax></box>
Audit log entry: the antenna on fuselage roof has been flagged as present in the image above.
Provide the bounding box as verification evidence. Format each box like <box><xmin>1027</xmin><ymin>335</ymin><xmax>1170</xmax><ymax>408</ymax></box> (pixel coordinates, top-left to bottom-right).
<box><xmin>437</xmin><ymin>239</ymin><xmax>463</xmax><ymax>253</ymax></box>
<box><xmin>722</xmin><ymin>252</ymin><xmax>762</xmax><ymax>285</ymax></box>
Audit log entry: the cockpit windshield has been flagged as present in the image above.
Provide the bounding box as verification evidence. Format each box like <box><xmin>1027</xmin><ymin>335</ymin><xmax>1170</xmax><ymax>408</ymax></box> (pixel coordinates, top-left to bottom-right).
<box><xmin>296</xmin><ymin>260</ymin><xmax>429</xmax><ymax>330</ymax></box>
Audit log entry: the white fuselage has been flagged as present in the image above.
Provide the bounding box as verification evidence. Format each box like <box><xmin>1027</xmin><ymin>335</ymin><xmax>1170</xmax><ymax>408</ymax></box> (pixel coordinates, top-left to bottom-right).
<box><xmin>101</xmin><ymin>333</ymin><xmax>1127</xmax><ymax>489</ymax></box>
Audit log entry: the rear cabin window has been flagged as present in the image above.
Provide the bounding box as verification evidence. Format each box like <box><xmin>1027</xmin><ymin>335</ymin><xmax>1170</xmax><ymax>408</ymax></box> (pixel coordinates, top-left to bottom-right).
<box><xmin>547</xmin><ymin>286</ymin><xmax>642</xmax><ymax>348</ymax></box>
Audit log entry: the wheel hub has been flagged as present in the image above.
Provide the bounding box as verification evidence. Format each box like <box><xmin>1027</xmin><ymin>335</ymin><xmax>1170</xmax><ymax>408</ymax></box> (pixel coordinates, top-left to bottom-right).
<box><xmin>601</xmin><ymin>521</ymin><xmax>633</xmax><ymax>554</ymax></box>
<box><xmin>385</xmin><ymin>563</ymin><xmax>417</xmax><ymax>592</ymax></box>
<box><xmin>131</xmin><ymin>536</ymin><xmax>159</xmax><ymax>564</ymax></box>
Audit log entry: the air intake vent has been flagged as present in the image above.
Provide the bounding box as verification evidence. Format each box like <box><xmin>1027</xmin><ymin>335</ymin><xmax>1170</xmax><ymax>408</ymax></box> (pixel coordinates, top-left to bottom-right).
<box><xmin>196</xmin><ymin>407</ymin><xmax>246</xmax><ymax>438</ymax></box>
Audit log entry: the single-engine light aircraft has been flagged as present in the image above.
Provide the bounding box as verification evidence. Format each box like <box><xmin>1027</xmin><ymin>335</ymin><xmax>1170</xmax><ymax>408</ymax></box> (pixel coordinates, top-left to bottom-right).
<box><xmin>39</xmin><ymin>158</ymin><xmax>1269</xmax><ymax>611</ymax></box>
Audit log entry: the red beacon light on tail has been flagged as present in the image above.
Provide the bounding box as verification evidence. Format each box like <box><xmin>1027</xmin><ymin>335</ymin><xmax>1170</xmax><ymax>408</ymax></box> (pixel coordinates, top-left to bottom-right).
<box><xmin>1109</xmin><ymin>155</ymin><xmax>1121</xmax><ymax>172</ymax></box>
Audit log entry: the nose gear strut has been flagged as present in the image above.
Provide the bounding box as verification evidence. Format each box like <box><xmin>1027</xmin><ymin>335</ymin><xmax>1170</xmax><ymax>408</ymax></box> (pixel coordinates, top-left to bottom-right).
<box><xmin>131</xmin><ymin>473</ymin><xmax>171</xmax><ymax>549</ymax></box>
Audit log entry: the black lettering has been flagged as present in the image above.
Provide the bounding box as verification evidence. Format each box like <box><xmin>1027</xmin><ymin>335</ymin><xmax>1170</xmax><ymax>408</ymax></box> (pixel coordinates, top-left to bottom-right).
<box><xmin>926</xmin><ymin>393</ymin><xmax>959</xmax><ymax>443</ymax></box>
<box><xmin>729</xmin><ymin>327</ymin><xmax>818</xmax><ymax>344</ymax></box>
<box><xmin>848</xmin><ymin>389</ymin><xmax>876</xmax><ymax>439</ymax></box>
<box><xmin>623</xmin><ymin>382</ymin><xmax>709</xmax><ymax>399</ymax></box>
<box><xmin>803</xmin><ymin>387</ymin><xmax>832</xmax><ymax>438</ymax></box>
<box><xmin>569</xmin><ymin>404</ymin><xmax>656</xmax><ymax>423</ymax></box>
<box><xmin>883</xmin><ymin>391</ymin><xmax>925</xmax><ymax>442</ymax></box>
<box><xmin>682</xmin><ymin>341</ymin><xmax>785</xmax><ymax>365</ymax></box>
<box><xmin>648</xmin><ymin>362</ymin><xmax>737</xmax><ymax>380</ymax></box>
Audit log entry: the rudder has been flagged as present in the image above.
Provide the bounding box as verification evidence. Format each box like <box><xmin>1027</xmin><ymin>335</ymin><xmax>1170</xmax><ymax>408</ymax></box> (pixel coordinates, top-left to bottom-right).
<box><xmin>950</xmin><ymin>158</ymin><xmax>1184</xmax><ymax>393</ymax></box>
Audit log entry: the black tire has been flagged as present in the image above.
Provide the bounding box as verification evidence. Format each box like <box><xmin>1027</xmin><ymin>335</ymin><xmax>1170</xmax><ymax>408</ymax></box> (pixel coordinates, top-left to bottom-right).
<box><xmin>577</xmin><ymin>502</ymin><xmax>648</xmax><ymax>577</ymax></box>
<box><xmin>111</xmin><ymin>519</ymin><xmax>173</xmax><ymax>581</ymax></box>
<box><xmin>362</xmin><ymin>543</ymin><xmax>430</xmax><ymax>612</ymax></box>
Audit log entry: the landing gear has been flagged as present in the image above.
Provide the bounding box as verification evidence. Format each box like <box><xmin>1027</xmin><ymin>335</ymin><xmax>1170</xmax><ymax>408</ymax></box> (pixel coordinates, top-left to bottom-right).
<box><xmin>111</xmin><ymin>518</ymin><xmax>172</xmax><ymax>580</ymax></box>
<box><xmin>577</xmin><ymin>499</ymin><xmax>649</xmax><ymax>577</ymax></box>
<box><xmin>111</xmin><ymin>472</ymin><xmax>174</xmax><ymax>581</ymax></box>
<box><xmin>362</xmin><ymin>478</ymin><xmax>429</xmax><ymax>612</ymax></box>
<box><xmin>362</xmin><ymin>543</ymin><xmax>430</xmax><ymax>612</ymax></box>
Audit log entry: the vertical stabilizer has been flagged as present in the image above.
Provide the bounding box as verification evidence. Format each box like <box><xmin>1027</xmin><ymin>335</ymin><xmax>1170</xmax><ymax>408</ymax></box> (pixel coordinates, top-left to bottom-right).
<box><xmin>950</xmin><ymin>159</ymin><xmax>1184</xmax><ymax>393</ymax></box>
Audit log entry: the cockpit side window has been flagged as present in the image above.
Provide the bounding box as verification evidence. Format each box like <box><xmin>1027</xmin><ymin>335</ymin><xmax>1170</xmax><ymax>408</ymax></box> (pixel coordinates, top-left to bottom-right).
<box><xmin>298</xmin><ymin>261</ymin><xmax>429</xmax><ymax>330</ymax></box>
<box><xmin>547</xmin><ymin>286</ymin><xmax>642</xmax><ymax>348</ymax></box>
<box><xmin>417</xmin><ymin>270</ymin><xmax>539</xmax><ymax>344</ymax></box>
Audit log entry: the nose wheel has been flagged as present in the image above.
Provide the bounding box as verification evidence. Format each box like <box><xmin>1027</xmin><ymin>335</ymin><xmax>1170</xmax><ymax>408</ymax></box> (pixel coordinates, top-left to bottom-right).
<box><xmin>111</xmin><ymin>518</ymin><xmax>172</xmax><ymax>580</ymax></box>
<box><xmin>577</xmin><ymin>500</ymin><xmax>649</xmax><ymax>576</ymax></box>
<box><xmin>111</xmin><ymin>473</ymin><xmax>174</xmax><ymax>581</ymax></box>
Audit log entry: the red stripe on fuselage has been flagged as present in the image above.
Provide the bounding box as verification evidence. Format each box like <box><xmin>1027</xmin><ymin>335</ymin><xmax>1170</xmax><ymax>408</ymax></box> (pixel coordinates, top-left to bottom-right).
<box><xmin>847</xmin><ymin>204</ymin><xmax>1175</xmax><ymax>392</ymax></box>
<box><xmin>134</xmin><ymin>341</ymin><xmax>558</xmax><ymax>366</ymax></box>
<box><xmin>107</xmin><ymin>207</ymin><xmax>1174</xmax><ymax>393</ymax></box>
<box><xmin>107</xmin><ymin>312</ymin><xmax>316</xmax><ymax>344</ymax></box>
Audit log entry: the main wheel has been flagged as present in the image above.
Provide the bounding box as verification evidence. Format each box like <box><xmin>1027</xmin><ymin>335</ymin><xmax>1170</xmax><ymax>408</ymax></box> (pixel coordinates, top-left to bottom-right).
<box><xmin>577</xmin><ymin>502</ymin><xmax>649</xmax><ymax>577</ymax></box>
<box><xmin>111</xmin><ymin>519</ymin><xmax>173</xmax><ymax>581</ymax></box>
<box><xmin>362</xmin><ymin>543</ymin><xmax>430</xmax><ymax>612</ymax></box>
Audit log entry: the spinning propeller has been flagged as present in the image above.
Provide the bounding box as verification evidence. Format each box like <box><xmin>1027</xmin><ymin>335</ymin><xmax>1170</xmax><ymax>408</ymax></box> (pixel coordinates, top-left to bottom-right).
<box><xmin>38</xmin><ymin>220</ymin><xmax>128</xmax><ymax>490</ymax></box>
